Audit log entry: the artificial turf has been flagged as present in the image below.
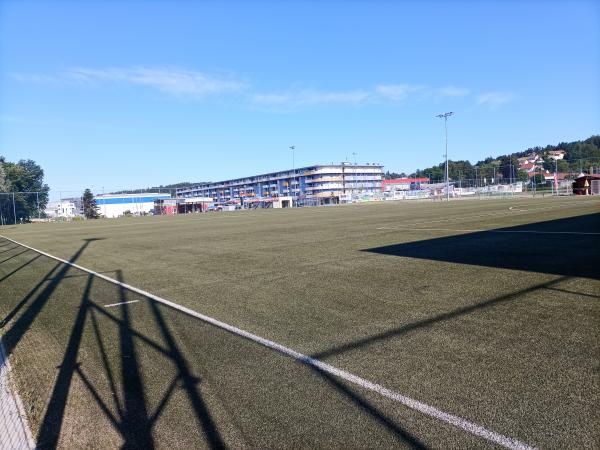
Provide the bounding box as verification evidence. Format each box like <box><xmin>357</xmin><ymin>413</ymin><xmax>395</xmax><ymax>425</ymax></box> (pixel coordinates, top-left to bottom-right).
<box><xmin>0</xmin><ymin>196</ymin><xmax>599</xmax><ymax>449</ymax></box>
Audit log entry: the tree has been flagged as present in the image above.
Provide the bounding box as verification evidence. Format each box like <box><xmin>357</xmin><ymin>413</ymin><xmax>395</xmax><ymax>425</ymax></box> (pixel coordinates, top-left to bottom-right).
<box><xmin>384</xmin><ymin>171</ymin><xmax>407</xmax><ymax>179</ymax></box>
<box><xmin>530</xmin><ymin>173</ymin><xmax>547</xmax><ymax>186</ymax></box>
<box><xmin>82</xmin><ymin>189</ymin><xmax>99</xmax><ymax>219</ymax></box>
<box><xmin>0</xmin><ymin>157</ymin><xmax>49</xmax><ymax>223</ymax></box>
<box><xmin>0</xmin><ymin>161</ymin><xmax>7</xmax><ymax>192</ymax></box>
<box><xmin>517</xmin><ymin>170</ymin><xmax>529</xmax><ymax>182</ymax></box>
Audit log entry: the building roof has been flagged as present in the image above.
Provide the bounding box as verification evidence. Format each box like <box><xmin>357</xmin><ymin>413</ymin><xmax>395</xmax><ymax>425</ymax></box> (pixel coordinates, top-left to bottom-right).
<box><xmin>519</xmin><ymin>162</ymin><xmax>536</xmax><ymax>170</ymax></box>
<box><xmin>177</xmin><ymin>163</ymin><xmax>384</xmax><ymax>192</ymax></box>
<box><xmin>96</xmin><ymin>193</ymin><xmax>171</xmax><ymax>205</ymax></box>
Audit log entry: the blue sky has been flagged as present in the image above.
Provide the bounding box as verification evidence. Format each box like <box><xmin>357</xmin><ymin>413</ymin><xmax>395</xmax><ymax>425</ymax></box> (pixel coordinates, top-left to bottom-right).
<box><xmin>1</xmin><ymin>0</ymin><xmax>599</xmax><ymax>197</ymax></box>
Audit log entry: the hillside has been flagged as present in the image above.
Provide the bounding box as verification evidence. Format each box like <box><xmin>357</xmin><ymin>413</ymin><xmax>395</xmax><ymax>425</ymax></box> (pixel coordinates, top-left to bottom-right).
<box><xmin>388</xmin><ymin>135</ymin><xmax>600</xmax><ymax>182</ymax></box>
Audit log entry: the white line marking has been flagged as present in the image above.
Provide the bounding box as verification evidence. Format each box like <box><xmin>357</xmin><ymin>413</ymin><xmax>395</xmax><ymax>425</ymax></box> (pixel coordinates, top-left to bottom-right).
<box><xmin>0</xmin><ymin>234</ymin><xmax>535</xmax><ymax>450</ymax></box>
<box><xmin>104</xmin><ymin>300</ymin><xmax>139</xmax><ymax>308</ymax></box>
<box><xmin>375</xmin><ymin>227</ymin><xmax>600</xmax><ymax>235</ymax></box>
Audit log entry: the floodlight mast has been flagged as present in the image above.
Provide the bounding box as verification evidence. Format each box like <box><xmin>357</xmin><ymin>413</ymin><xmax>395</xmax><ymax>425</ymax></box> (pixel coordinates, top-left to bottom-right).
<box><xmin>436</xmin><ymin>112</ymin><xmax>454</xmax><ymax>201</ymax></box>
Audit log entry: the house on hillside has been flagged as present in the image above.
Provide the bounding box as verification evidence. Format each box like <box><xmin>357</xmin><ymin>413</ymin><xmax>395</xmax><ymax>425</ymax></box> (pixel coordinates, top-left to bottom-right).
<box><xmin>519</xmin><ymin>162</ymin><xmax>536</xmax><ymax>173</ymax></box>
<box><xmin>547</xmin><ymin>149</ymin><xmax>566</xmax><ymax>160</ymax></box>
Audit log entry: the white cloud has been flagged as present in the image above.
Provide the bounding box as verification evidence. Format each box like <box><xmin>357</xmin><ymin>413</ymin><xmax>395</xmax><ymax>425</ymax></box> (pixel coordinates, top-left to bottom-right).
<box><xmin>16</xmin><ymin>67</ymin><xmax>513</xmax><ymax>113</ymax></box>
<box><xmin>64</xmin><ymin>67</ymin><xmax>245</xmax><ymax>97</ymax></box>
<box><xmin>250</xmin><ymin>89</ymin><xmax>372</xmax><ymax>109</ymax></box>
<box><xmin>12</xmin><ymin>67</ymin><xmax>245</xmax><ymax>97</ymax></box>
<box><xmin>439</xmin><ymin>86</ymin><xmax>470</xmax><ymax>97</ymax></box>
<box><xmin>374</xmin><ymin>84</ymin><xmax>425</xmax><ymax>101</ymax></box>
<box><xmin>477</xmin><ymin>92</ymin><xmax>515</xmax><ymax>109</ymax></box>
<box><xmin>250</xmin><ymin>84</ymin><xmax>427</xmax><ymax>110</ymax></box>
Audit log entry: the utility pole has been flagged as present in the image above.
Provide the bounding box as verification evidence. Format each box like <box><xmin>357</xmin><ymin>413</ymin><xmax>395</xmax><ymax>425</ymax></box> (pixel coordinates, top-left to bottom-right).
<box><xmin>555</xmin><ymin>158</ymin><xmax>559</xmax><ymax>196</ymax></box>
<box><xmin>436</xmin><ymin>112</ymin><xmax>453</xmax><ymax>201</ymax></box>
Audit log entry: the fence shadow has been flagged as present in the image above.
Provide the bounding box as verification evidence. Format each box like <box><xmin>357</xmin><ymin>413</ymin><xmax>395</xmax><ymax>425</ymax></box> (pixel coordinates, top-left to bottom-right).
<box><xmin>1</xmin><ymin>238</ymin><xmax>103</xmax><ymax>354</ymax></box>
<box><xmin>311</xmin><ymin>276</ymin><xmax>567</xmax><ymax>360</ymax></box>
<box><xmin>2</xmin><ymin>237</ymin><xmax>425</xmax><ymax>448</ymax></box>
<box><xmin>363</xmin><ymin>213</ymin><xmax>600</xmax><ymax>280</ymax></box>
<box><xmin>26</xmin><ymin>265</ymin><xmax>226</xmax><ymax>449</ymax></box>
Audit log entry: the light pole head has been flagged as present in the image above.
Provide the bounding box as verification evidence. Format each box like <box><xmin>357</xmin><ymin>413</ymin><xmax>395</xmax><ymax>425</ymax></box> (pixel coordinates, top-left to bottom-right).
<box><xmin>436</xmin><ymin>112</ymin><xmax>454</xmax><ymax>119</ymax></box>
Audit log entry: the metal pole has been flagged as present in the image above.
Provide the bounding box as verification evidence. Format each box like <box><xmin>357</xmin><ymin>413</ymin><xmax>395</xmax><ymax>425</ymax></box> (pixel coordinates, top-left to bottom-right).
<box><xmin>36</xmin><ymin>192</ymin><xmax>40</xmax><ymax>219</ymax></box>
<box><xmin>12</xmin><ymin>192</ymin><xmax>17</xmax><ymax>224</ymax></box>
<box><xmin>436</xmin><ymin>112</ymin><xmax>453</xmax><ymax>201</ymax></box>
<box><xmin>555</xmin><ymin>158</ymin><xmax>558</xmax><ymax>196</ymax></box>
<box><xmin>445</xmin><ymin>117</ymin><xmax>449</xmax><ymax>200</ymax></box>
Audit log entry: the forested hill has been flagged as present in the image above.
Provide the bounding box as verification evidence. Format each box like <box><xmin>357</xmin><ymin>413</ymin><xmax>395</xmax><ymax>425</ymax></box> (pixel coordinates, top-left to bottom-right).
<box><xmin>476</xmin><ymin>135</ymin><xmax>600</xmax><ymax>167</ymax></box>
<box><xmin>109</xmin><ymin>182</ymin><xmax>206</xmax><ymax>195</ymax></box>
<box><xmin>385</xmin><ymin>135</ymin><xmax>600</xmax><ymax>182</ymax></box>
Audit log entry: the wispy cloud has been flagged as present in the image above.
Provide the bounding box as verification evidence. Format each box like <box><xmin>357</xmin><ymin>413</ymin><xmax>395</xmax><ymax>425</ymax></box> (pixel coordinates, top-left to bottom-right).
<box><xmin>250</xmin><ymin>84</ymin><xmax>427</xmax><ymax>111</ymax></box>
<box><xmin>12</xmin><ymin>67</ymin><xmax>245</xmax><ymax>98</ymax></box>
<box><xmin>477</xmin><ymin>91</ymin><xmax>515</xmax><ymax>109</ymax></box>
<box><xmin>67</xmin><ymin>67</ymin><xmax>245</xmax><ymax>96</ymax></box>
<box><xmin>12</xmin><ymin>67</ymin><xmax>513</xmax><ymax>112</ymax></box>
<box><xmin>250</xmin><ymin>89</ymin><xmax>372</xmax><ymax>109</ymax></box>
<box><xmin>375</xmin><ymin>84</ymin><xmax>426</xmax><ymax>101</ymax></box>
<box><xmin>439</xmin><ymin>86</ymin><xmax>470</xmax><ymax>97</ymax></box>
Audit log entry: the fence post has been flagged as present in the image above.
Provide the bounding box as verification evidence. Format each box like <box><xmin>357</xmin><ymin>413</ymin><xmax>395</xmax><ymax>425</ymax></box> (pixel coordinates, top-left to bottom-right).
<box><xmin>12</xmin><ymin>192</ymin><xmax>17</xmax><ymax>224</ymax></box>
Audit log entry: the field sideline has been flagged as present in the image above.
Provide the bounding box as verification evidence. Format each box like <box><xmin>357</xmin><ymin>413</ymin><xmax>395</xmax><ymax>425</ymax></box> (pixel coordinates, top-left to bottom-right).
<box><xmin>1</xmin><ymin>196</ymin><xmax>599</xmax><ymax>449</ymax></box>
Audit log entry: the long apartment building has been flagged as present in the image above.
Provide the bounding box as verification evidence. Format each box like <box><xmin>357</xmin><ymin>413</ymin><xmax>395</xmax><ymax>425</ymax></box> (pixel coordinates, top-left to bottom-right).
<box><xmin>177</xmin><ymin>163</ymin><xmax>384</xmax><ymax>205</ymax></box>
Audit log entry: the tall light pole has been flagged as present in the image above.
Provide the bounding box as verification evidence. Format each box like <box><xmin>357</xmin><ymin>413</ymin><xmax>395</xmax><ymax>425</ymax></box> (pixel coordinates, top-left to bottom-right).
<box><xmin>436</xmin><ymin>112</ymin><xmax>454</xmax><ymax>201</ymax></box>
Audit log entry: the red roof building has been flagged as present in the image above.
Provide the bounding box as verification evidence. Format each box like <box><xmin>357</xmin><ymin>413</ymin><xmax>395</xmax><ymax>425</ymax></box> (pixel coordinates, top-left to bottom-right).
<box><xmin>382</xmin><ymin>178</ymin><xmax>430</xmax><ymax>191</ymax></box>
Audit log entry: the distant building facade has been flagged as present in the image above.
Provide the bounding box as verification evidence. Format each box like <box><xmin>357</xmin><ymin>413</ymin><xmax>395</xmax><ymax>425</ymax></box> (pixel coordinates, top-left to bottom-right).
<box><xmin>177</xmin><ymin>163</ymin><xmax>384</xmax><ymax>205</ymax></box>
<box><xmin>96</xmin><ymin>193</ymin><xmax>171</xmax><ymax>218</ymax></box>
<box><xmin>382</xmin><ymin>177</ymin><xmax>430</xmax><ymax>192</ymax></box>
<box><xmin>45</xmin><ymin>200</ymin><xmax>78</xmax><ymax>219</ymax></box>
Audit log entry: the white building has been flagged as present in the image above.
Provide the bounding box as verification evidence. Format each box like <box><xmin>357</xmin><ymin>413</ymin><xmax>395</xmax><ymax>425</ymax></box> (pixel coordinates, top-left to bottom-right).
<box><xmin>178</xmin><ymin>163</ymin><xmax>384</xmax><ymax>206</ymax></box>
<box><xmin>96</xmin><ymin>193</ymin><xmax>172</xmax><ymax>218</ymax></box>
<box><xmin>45</xmin><ymin>200</ymin><xmax>78</xmax><ymax>219</ymax></box>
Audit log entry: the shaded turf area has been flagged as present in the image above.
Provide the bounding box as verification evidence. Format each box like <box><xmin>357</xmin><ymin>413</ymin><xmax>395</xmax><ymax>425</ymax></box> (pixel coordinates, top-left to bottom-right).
<box><xmin>0</xmin><ymin>196</ymin><xmax>599</xmax><ymax>448</ymax></box>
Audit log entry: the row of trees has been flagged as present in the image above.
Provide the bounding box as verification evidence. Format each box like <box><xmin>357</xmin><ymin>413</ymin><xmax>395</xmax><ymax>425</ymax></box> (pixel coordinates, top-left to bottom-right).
<box><xmin>0</xmin><ymin>156</ymin><xmax>50</xmax><ymax>224</ymax></box>
<box><xmin>386</xmin><ymin>135</ymin><xmax>600</xmax><ymax>184</ymax></box>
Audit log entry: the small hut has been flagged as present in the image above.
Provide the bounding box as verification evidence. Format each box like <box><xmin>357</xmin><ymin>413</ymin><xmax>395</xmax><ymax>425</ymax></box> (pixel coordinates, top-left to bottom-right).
<box><xmin>572</xmin><ymin>174</ymin><xmax>600</xmax><ymax>195</ymax></box>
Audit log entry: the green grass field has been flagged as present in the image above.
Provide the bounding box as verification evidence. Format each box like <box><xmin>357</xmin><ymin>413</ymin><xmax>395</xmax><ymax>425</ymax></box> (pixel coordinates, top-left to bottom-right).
<box><xmin>1</xmin><ymin>196</ymin><xmax>599</xmax><ymax>449</ymax></box>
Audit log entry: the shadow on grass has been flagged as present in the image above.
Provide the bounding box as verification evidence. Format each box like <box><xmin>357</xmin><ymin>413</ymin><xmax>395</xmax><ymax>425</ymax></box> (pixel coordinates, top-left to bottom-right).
<box><xmin>2</xmin><ymin>238</ymin><xmax>421</xmax><ymax>448</ymax></box>
<box><xmin>309</xmin><ymin>214</ymin><xmax>599</xmax><ymax>361</ymax></box>
<box><xmin>1</xmin><ymin>238</ymin><xmax>103</xmax><ymax>351</ymax></box>
<box><xmin>364</xmin><ymin>213</ymin><xmax>600</xmax><ymax>280</ymax></box>
<box><xmin>0</xmin><ymin>248</ymin><xmax>31</xmax><ymax>265</ymax></box>
<box><xmin>25</xmin><ymin>262</ymin><xmax>226</xmax><ymax>449</ymax></box>
<box><xmin>0</xmin><ymin>244</ymin><xmax>19</xmax><ymax>255</ymax></box>
<box><xmin>307</xmin><ymin>364</ymin><xmax>428</xmax><ymax>449</ymax></box>
<box><xmin>0</xmin><ymin>254</ymin><xmax>42</xmax><ymax>284</ymax></box>
<box><xmin>311</xmin><ymin>276</ymin><xmax>567</xmax><ymax>360</ymax></box>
